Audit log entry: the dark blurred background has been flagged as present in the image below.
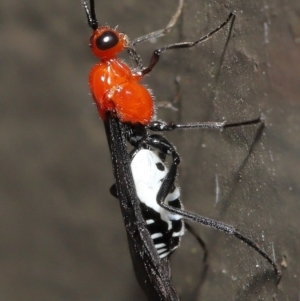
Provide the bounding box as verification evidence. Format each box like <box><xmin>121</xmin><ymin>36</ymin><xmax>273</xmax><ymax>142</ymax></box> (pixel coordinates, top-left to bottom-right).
<box><xmin>1</xmin><ymin>0</ymin><xmax>299</xmax><ymax>300</ymax></box>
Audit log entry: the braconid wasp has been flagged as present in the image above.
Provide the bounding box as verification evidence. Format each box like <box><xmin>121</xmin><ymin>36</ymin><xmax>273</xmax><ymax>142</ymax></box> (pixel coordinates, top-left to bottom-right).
<box><xmin>81</xmin><ymin>0</ymin><xmax>281</xmax><ymax>299</ymax></box>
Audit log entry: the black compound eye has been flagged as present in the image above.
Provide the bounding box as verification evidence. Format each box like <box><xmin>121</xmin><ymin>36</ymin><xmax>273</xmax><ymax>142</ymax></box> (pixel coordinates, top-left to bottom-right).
<box><xmin>96</xmin><ymin>31</ymin><xmax>119</xmax><ymax>50</ymax></box>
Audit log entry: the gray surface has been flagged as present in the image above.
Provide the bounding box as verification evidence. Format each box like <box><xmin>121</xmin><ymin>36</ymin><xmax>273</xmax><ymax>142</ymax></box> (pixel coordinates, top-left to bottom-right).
<box><xmin>1</xmin><ymin>0</ymin><xmax>299</xmax><ymax>300</ymax></box>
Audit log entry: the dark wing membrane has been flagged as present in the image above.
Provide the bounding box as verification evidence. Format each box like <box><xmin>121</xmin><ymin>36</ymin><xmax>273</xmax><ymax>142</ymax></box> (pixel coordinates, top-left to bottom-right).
<box><xmin>104</xmin><ymin>115</ymin><xmax>179</xmax><ymax>301</ymax></box>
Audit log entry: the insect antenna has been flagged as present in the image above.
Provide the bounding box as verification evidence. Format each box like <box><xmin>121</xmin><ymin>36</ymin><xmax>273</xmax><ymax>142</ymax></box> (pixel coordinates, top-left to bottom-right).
<box><xmin>81</xmin><ymin>0</ymin><xmax>98</xmax><ymax>30</ymax></box>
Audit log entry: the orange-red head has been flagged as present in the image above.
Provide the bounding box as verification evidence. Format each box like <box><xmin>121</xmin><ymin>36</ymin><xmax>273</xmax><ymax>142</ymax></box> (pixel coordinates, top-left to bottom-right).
<box><xmin>89</xmin><ymin>27</ymin><xmax>128</xmax><ymax>59</ymax></box>
<box><xmin>81</xmin><ymin>0</ymin><xmax>128</xmax><ymax>60</ymax></box>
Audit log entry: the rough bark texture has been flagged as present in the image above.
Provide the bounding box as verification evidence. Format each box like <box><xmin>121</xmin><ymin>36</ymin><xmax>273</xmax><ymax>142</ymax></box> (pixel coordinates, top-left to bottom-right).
<box><xmin>1</xmin><ymin>0</ymin><xmax>299</xmax><ymax>300</ymax></box>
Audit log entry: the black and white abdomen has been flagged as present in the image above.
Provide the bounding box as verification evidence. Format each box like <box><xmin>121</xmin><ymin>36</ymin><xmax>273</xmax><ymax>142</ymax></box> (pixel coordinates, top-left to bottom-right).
<box><xmin>131</xmin><ymin>149</ymin><xmax>184</xmax><ymax>259</ymax></box>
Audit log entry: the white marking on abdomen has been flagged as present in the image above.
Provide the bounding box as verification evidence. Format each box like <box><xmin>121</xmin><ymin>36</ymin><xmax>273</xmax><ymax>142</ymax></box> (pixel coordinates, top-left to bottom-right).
<box><xmin>151</xmin><ymin>233</ymin><xmax>163</xmax><ymax>239</ymax></box>
<box><xmin>155</xmin><ymin>243</ymin><xmax>166</xmax><ymax>249</ymax></box>
<box><xmin>159</xmin><ymin>251</ymin><xmax>170</xmax><ymax>258</ymax></box>
<box><xmin>157</xmin><ymin>248</ymin><xmax>167</xmax><ymax>254</ymax></box>
<box><xmin>172</xmin><ymin>231</ymin><xmax>182</xmax><ymax>237</ymax></box>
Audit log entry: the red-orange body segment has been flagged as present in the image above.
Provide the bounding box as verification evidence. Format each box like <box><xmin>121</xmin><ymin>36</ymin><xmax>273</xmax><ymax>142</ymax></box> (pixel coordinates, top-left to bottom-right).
<box><xmin>89</xmin><ymin>59</ymin><xmax>153</xmax><ymax>124</ymax></box>
<box><xmin>88</xmin><ymin>27</ymin><xmax>154</xmax><ymax>125</ymax></box>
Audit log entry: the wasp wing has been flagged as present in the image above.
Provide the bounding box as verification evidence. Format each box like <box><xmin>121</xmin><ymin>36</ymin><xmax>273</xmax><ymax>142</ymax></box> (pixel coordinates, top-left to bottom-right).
<box><xmin>104</xmin><ymin>115</ymin><xmax>179</xmax><ymax>301</ymax></box>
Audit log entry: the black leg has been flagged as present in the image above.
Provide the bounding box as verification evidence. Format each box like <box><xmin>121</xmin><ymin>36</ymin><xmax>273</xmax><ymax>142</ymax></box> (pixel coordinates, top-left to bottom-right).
<box><xmin>155</xmin><ymin>192</ymin><xmax>281</xmax><ymax>279</ymax></box>
<box><xmin>142</xmin><ymin>134</ymin><xmax>181</xmax><ymax>165</ymax></box>
<box><xmin>147</xmin><ymin>116</ymin><xmax>263</xmax><ymax>132</ymax></box>
<box><xmin>141</xmin><ymin>12</ymin><xmax>235</xmax><ymax>76</ymax></box>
